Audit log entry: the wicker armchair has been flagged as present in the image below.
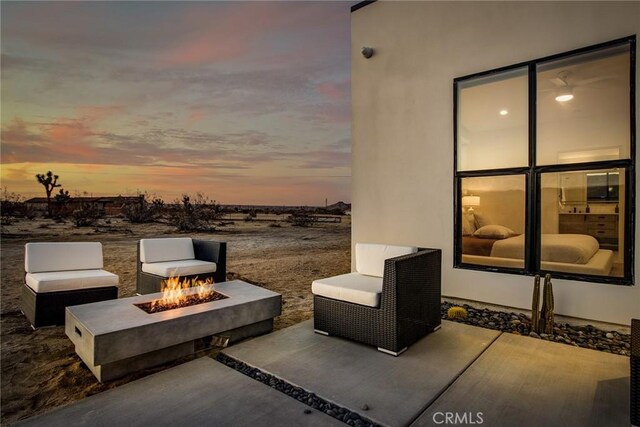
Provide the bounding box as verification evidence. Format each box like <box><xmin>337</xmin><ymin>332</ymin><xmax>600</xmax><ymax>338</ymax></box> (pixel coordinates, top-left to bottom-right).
<box><xmin>632</xmin><ymin>318</ymin><xmax>639</xmax><ymax>426</ymax></box>
<box><xmin>313</xmin><ymin>245</ymin><xmax>441</xmax><ymax>356</ymax></box>
<box><xmin>136</xmin><ymin>238</ymin><xmax>226</xmax><ymax>294</ymax></box>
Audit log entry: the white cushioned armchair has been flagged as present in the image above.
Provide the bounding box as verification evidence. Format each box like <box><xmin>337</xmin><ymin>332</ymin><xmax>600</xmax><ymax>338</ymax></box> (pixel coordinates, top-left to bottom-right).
<box><xmin>22</xmin><ymin>242</ymin><xmax>119</xmax><ymax>328</ymax></box>
<box><xmin>136</xmin><ymin>237</ymin><xmax>226</xmax><ymax>294</ymax></box>
<box><xmin>312</xmin><ymin>243</ymin><xmax>442</xmax><ymax>356</ymax></box>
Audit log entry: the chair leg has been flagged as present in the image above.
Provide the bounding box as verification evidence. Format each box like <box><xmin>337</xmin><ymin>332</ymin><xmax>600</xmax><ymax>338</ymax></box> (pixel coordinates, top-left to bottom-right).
<box><xmin>377</xmin><ymin>347</ymin><xmax>407</xmax><ymax>357</ymax></box>
<box><xmin>314</xmin><ymin>329</ymin><xmax>329</xmax><ymax>336</ymax></box>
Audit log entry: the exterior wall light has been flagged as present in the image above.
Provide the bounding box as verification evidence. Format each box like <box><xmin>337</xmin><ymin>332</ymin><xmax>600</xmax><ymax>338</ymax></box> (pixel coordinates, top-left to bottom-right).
<box><xmin>361</xmin><ymin>47</ymin><xmax>374</xmax><ymax>58</ymax></box>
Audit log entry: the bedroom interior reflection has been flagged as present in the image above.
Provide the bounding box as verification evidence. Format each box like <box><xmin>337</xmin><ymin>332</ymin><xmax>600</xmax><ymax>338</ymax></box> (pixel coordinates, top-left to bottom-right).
<box><xmin>461</xmin><ymin>172</ymin><xmax>624</xmax><ymax>277</ymax></box>
<box><xmin>542</xmin><ymin>170</ymin><xmax>624</xmax><ymax>277</ymax></box>
<box><xmin>461</xmin><ymin>175</ymin><xmax>526</xmax><ymax>269</ymax></box>
<box><xmin>458</xmin><ymin>43</ymin><xmax>629</xmax><ymax>278</ymax></box>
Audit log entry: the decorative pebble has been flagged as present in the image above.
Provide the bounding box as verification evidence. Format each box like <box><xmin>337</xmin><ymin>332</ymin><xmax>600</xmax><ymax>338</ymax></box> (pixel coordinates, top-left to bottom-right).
<box><xmin>216</xmin><ymin>353</ymin><xmax>378</xmax><ymax>426</ymax></box>
<box><xmin>441</xmin><ymin>301</ymin><xmax>630</xmax><ymax>357</ymax></box>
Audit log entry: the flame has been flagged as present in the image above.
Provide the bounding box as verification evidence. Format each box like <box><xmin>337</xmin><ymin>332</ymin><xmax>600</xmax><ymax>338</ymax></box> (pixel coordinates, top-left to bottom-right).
<box><xmin>151</xmin><ymin>276</ymin><xmax>214</xmax><ymax>310</ymax></box>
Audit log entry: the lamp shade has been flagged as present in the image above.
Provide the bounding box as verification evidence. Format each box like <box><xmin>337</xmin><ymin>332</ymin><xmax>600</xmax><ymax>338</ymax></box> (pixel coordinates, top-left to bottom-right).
<box><xmin>462</xmin><ymin>195</ymin><xmax>480</xmax><ymax>207</ymax></box>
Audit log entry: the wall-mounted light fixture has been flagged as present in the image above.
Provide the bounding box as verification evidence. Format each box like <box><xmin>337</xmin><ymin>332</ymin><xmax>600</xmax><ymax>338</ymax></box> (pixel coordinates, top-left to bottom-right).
<box><xmin>361</xmin><ymin>47</ymin><xmax>374</xmax><ymax>59</ymax></box>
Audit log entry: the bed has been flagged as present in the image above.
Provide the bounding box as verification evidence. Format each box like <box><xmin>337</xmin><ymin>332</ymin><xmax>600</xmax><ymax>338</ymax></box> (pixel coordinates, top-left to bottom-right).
<box><xmin>462</xmin><ymin>233</ymin><xmax>614</xmax><ymax>276</ymax></box>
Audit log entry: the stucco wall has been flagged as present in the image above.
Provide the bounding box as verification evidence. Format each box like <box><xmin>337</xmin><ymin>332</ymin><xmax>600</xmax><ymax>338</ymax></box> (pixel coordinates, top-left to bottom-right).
<box><xmin>351</xmin><ymin>1</ymin><xmax>640</xmax><ymax>324</ymax></box>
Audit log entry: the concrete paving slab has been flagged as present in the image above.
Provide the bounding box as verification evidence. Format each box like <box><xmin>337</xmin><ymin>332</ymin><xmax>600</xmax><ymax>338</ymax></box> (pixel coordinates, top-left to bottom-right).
<box><xmin>18</xmin><ymin>357</ymin><xmax>341</xmax><ymax>427</ymax></box>
<box><xmin>412</xmin><ymin>333</ymin><xmax>630</xmax><ymax>427</ymax></box>
<box><xmin>223</xmin><ymin>319</ymin><xmax>500</xmax><ymax>427</ymax></box>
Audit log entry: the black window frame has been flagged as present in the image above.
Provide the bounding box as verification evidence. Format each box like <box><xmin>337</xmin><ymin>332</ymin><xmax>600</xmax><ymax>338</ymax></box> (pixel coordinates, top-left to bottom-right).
<box><xmin>453</xmin><ymin>35</ymin><xmax>636</xmax><ymax>286</ymax></box>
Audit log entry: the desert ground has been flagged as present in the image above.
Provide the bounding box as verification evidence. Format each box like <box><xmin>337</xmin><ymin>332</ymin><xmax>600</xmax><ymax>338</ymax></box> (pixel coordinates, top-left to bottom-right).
<box><xmin>1</xmin><ymin>216</ymin><xmax>351</xmax><ymax>425</ymax></box>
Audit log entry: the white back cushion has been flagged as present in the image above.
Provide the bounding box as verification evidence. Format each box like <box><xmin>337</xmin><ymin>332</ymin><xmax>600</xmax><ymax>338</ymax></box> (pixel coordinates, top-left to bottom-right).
<box><xmin>355</xmin><ymin>243</ymin><xmax>417</xmax><ymax>277</ymax></box>
<box><xmin>25</xmin><ymin>242</ymin><xmax>104</xmax><ymax>273</ymax></box>
<box><xmin>140</xmin><ymin>238</ymin><xmax>194</xmax><ymax>263</ymax></box>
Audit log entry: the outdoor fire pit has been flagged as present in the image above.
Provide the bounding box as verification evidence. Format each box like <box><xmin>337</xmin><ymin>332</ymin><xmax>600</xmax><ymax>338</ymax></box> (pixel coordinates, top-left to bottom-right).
<box><xmin>65</xmin><ymin>279</ymin><xmax>281</xmax><ymax>382</ymax></box>
<box><xmin>133</xmin><ymin>276</ymin><xmax>227</xmax><ymax>314</ymax></box>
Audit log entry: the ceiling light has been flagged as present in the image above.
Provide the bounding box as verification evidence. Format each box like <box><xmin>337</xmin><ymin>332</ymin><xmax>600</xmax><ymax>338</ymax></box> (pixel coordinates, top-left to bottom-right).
<box><xmin>499</xmin><ymin>110</ymin><xmax>508</xmax><ymax>116</ymax></box>
<box><xmin>555</xmin><ymin>86</ymin><xmax>574</xmax><ymax>102</ymax></box>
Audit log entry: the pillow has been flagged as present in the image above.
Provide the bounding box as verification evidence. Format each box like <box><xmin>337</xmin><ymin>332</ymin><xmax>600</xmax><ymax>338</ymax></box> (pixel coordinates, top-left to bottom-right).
<box><xmin>462</xmin><ymin>214</ymin><xmax>476</xmax><ymax>236</ymax></box>
<box><xmin>474</xmin><ymin>212</ymin><xmax>490</xmax><ymax>229</ymax></box>
<box><xmin>474</xmin><ymin>225</ymin><xmax>515</xmax><ymax>239</ymax></box>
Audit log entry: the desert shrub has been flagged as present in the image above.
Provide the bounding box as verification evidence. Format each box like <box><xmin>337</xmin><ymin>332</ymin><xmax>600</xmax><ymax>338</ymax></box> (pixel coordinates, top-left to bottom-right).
<box><xmin>123</xmin><ymin>195</ymin><xmax>165</xmax><ymax>223</ymax></box>
<box><xmin>72</xmin><ymin>203</ymin><xmax>102</xmax><ymax>227</ymax></box>
<box><xmin>52</xmin><ymin>189</ymin><xmax>71</xmax><ymax>219</ymax></box>
<box><xmin>0</xmin><ymin>188</ymin><xmax>37</xmax><ymax>223</ymax></box>
<box><xmin>1</xmin><ymin>189</ymin><xmax>20</xmax><ymax>225</ymax></box>
<box><xmin>287</xmin><ymin>211</ymin><xmax>316</xmax><ymax>227</ymax></box>
<box><xmin>269</xmin><ymin>222</ymin><xmax>282</xmax><ymax>228</ymax></box>
<box><xmin>168</xmin><ymin>193</ymin><xmax>221</xmax><ymax>231</ymax></box>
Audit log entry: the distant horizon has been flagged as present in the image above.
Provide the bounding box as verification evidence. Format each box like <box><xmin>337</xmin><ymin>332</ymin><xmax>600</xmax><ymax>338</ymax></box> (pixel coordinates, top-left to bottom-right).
<box><xmin>1</xmin><ymin>2</ymin><xmax>353</xmax><ymax>205</ymax></box>
<box><xmin>20</xmin><ymin>190</ymin><xmax>351</xmax><ymax>208</ymax></box>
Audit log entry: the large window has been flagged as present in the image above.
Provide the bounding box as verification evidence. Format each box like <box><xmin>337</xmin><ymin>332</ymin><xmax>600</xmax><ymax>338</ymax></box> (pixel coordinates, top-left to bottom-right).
<box><xmin>454</xmin><ymin>36</ymin><xmax>635</xmax><ymax>285</ymax></box>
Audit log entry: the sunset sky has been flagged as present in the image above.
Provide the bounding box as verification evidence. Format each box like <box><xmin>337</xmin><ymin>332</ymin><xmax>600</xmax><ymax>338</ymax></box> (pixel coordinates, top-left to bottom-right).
<box><xmin>1</xmin><ymin>1</ymin><xmax>352</xmax><ymax>205</ymax></box>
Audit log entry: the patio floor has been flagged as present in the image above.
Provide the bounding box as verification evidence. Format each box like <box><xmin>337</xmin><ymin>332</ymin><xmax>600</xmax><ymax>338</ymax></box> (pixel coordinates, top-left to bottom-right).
<box><xmin>19</xmin><ymin>320</ymin><xmax>630</xmax><ymax>426</ymax></box>
<box><xmin>17</xmin><ymin>357</ymin><xmax>341</xmax><ymax>427</ymax></box>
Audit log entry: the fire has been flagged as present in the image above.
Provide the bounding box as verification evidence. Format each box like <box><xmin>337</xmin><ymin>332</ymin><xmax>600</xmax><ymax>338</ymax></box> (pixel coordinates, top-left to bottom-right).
<box><xmin>151</xmin><ymin>276</ymin><xmax>215</xmax><ymax>311</ymax></box>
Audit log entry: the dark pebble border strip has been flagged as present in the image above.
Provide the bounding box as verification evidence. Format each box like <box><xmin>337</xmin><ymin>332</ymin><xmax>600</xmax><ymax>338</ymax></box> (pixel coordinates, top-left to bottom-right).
<box><xmin>216</xmin><ymin>353</ymin><xmax>380</xmax><ymax>427</ymax></box>
<box><xmin>441</xmin><ymin>301</ymin><xmax>632</xmax><ymax>356</ymax></box>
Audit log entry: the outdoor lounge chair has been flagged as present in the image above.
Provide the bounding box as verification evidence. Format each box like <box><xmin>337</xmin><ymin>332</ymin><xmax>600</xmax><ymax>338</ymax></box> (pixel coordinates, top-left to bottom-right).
<box><xmin>312</xmin><ymin>243</ymin><xmax>441</xmax><ymax>356</ymax></box>
<box><xmin>136</xmin><ymin>237</ymin><xmax>226</xmax><ymax>294</ymax></box>
<box><xmin>22</xmin><ymin>242</ymin><xmax>119</xmax><ymax>328</ymax></box>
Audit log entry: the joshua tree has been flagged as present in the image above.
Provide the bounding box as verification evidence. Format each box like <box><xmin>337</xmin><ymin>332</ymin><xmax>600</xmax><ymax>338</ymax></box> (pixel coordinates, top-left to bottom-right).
<box><xmin>35</xmin><ymin>171</ymin><xmax>61</xmax><ymax>217</ymax></box>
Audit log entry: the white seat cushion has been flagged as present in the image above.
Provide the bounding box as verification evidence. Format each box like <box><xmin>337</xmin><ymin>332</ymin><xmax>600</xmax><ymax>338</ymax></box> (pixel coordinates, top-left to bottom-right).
<box><xmin>355</xmin><ymin>243</ymin><xmax>418</xmax><ymax>278</ymax></box>
<box><xmin>25</xmin><ymin>269</ymin><xmax>118</xmax><ymax>293</ymax></box>
<box><xmin>312</xmin><ymin>272</ymin><xmax>383</xmax><ymax>308</ymax></box>
<box><xmin>25</xmin><ymin>242</ymin><xmax>104</xmax><ymax>273</ymax></box>
<box><xmin>142</xmin><ymin>260</ymin><xmax>217</xmax><ymax>278</ymax></box>
<box><xmin>139</xmin><ymin>238</ymin><xmax>194</xmax><ymax>263</ymax></box>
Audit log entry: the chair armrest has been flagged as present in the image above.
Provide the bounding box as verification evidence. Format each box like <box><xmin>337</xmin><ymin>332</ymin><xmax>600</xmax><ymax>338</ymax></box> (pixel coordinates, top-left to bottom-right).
<box><xmin>193</xmin><ymin>239</ymin><xmax>227</xmax><ymax>283</ymax></box>
<box><xmin>193</xmin><ymin>239</ymin><xmax>226</xmax><ymax>264</ymax></box>
<box><xmin>381</xmin><ymin>248</ymin><xmax>442</xmax><ymax>319</ymax></box>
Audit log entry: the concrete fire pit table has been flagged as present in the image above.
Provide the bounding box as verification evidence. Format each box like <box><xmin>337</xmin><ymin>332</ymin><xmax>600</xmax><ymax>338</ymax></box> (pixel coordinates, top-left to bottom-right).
<box><xmin>65</xmin><ymin>280</ymin><xmax>281</xmax><ymax>382</ymax></box>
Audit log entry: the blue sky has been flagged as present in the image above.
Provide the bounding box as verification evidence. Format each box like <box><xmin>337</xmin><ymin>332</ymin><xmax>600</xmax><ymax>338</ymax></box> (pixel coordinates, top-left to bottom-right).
<box><xmin>1</xmin><ymin>1</ymin><xmax>352</xmax><ymax>205</ymax></box>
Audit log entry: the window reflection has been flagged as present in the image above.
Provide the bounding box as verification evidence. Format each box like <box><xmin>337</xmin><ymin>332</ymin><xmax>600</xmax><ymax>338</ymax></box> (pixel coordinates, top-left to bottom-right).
<box><xmin>460</xmin><ymin>175</ymin><xmax>525</xmax><ymax>269</ymax></box>
<box><xmin>537</xmin><ymin>44</ymin><xmax>630</xmax><ymax>165</ymax></box>
<box><xmin>541</xmin><ymin>170</ymin><xmax>624</xmax><ymax>277</ymax></box>
<box><xmin>457</xmin><ymin>68</ymin><xmax>528</xmax><ymax>171</ymax></box>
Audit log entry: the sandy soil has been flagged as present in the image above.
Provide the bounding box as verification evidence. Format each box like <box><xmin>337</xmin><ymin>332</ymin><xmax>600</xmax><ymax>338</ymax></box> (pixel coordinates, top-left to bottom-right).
<box><xmin>0</xmin><ymin>217</ymin><xmax>351</xmax><ymax>425</ymax></box>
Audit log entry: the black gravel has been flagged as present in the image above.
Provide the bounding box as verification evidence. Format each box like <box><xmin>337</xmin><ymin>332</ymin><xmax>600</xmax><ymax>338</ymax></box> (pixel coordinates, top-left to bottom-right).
<box><xmin>442</xmin><ymin>301</ymin><xmax>631</xmax><ymax>356</ymax></box>
<box><xmin>216</xmin><ymin>353</ymin><xmax>379</xmax><ymax>426</ymax></box>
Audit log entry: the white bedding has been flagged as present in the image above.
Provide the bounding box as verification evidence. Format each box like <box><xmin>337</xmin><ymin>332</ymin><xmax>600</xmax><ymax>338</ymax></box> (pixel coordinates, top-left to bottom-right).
<box><xmin>491</xmin><ymin>234</ymin><xmax>600</xmax><ymax>264</ymax></box>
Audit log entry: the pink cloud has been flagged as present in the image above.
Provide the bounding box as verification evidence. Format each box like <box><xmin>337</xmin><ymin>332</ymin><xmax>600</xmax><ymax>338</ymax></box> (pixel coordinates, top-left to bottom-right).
<box><xmin>43</xmin><ymin>121</ymin><xmax>99</xmax><ymax>159</ymax></box>
<box><xmin>317</xmin><ymin>82</ymin><xmax>342</xmax><ymax>101</ymax></box>
<box><xmin>160</xmin><ymin>2</ymin><xmax>339</xmax><ymax>66</ymax></box>
<box><xmin>316</xmin><ymin>78</ymin><xmax>350</xmax><ymax>101</ymax></box>
<box><xmin>75</xmin><ymin>105</ymin><xmax>124</xmax><ymax>123</ymax></box>
<box><xmin>161</xmin><ymin>3</ymin><xmax>283</xmax><ymax>65</ymax></box>
<box><xmin>189</xmin><ymin>109</ymin><xmax>204</xmax><ymax>123</ymax></box>
<box><xmin>0</xmin><ymin>118</ymin><xmax>42</xmax><ymax>163</ymax></box>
